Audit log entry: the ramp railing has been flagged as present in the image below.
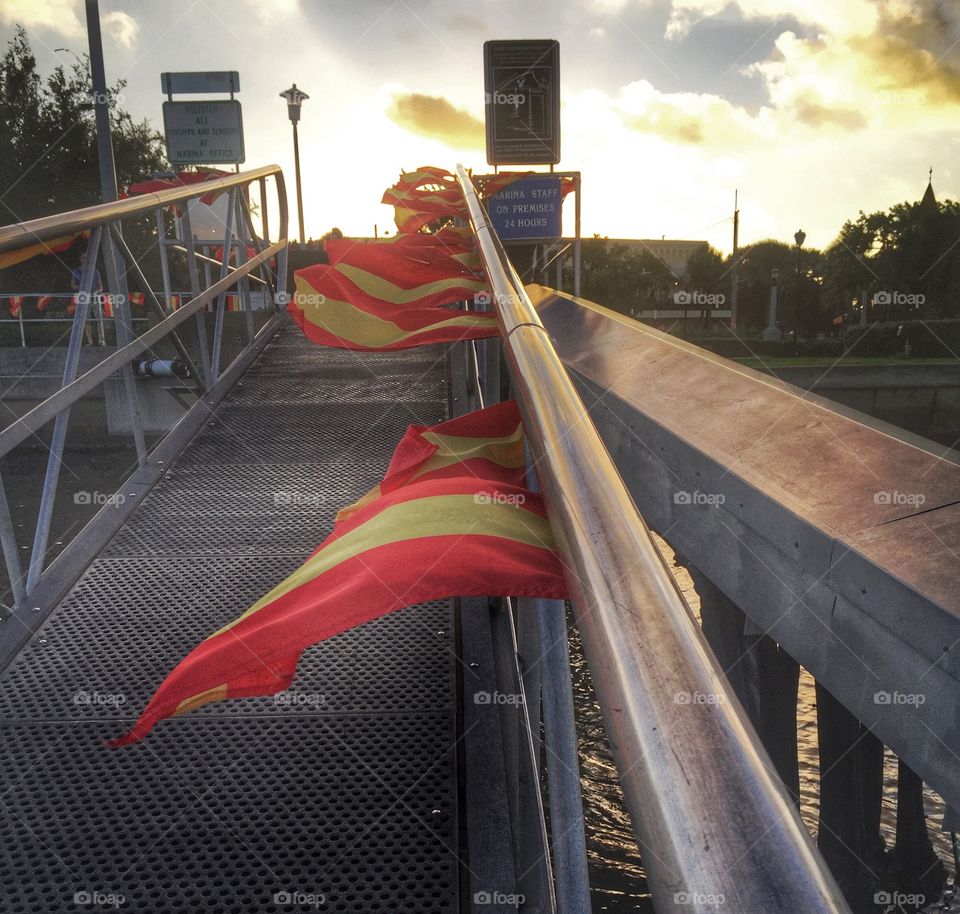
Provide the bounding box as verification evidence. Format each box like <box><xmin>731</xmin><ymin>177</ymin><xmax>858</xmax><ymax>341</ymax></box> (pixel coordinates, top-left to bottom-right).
<box><xmin>455</xmin><ymin>164</ymin><xmax>853</xmax><ymax>914</ymax></box>
<box><xmin>0</xmin><ymin>166</ymin><xmax>288</xmax><ymax>608</ymax></box>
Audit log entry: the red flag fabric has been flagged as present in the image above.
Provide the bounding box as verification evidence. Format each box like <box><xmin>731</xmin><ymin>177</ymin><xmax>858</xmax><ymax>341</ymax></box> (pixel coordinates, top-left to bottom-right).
<box><xmin>0</xmin><ymin>230</ymin><xmax>90</xmax><ymax>271</ymax></box>
<box><xmin>125</xmin><ymin>169</ymin><xmax>231</xmax><ymax>211</ymax></box>
<box><xmin>290</xmin><ymin>264</ymin><xmax>497</xmax><ymax>350</ymax></box>
<box><xmin>321</xmin><ymin>238</ymin><xmax>482</xmax><ymax>286</ymax></box>
<box><xmin>110</xmin><ymin>401</ymin><xmax>566</xmax><ymax>746</ymax></box>
<box><xmin>382</xmin><ymin>166</ymin><xmax>468</xmax><ymax>233</ymax></box>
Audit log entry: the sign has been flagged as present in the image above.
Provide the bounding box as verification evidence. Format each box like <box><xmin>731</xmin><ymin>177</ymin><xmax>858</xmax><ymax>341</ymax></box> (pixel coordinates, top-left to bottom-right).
<box><xmin>162</xmin><ymin>100</ymin><xmax>245</xmax><ymax>165</ymax></box>
<box><xmin>484</xmin><ymin>40</ymin><xmax>560</xmax><ymax>165</ymax></box>
<box><xmin>487</xmin><ymin>176</ymin><xmax>563</xmax><ymax>241</ymax></box>
<box><xmin>161</xmin><ymin>71</ymin><xmax>240</xmax><ymax>95</ymax></box>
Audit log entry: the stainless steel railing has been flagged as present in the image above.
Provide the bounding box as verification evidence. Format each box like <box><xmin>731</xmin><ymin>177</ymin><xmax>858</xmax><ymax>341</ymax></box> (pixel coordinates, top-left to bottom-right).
<box><xmin>455</xmin><ymin>164</ymin><xmax>853</xmax><ymax>914</ymax></box>
<box><xmin>0</xmin><ymin>166</ymin><xmax>288</xmax><ymax>606</ymax></box>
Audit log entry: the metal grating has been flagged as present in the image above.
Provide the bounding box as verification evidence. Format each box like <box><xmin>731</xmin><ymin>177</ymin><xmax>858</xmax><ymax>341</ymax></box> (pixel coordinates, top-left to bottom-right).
<box><xmin>0</xmin><ymin>555</ymin><xmax>455</xmax><ymax>720</ymax></box>
<box><xmin>176</xmin><ymin>402</ymin><xmax>447</xmax><ymax>466</ymax></box>
<box><xmin>0</xmin><ymin>717</ymin><xmax>458</xmax><ymax>914</ymax></box>
<box><xmin>0</xmin><ymin>321</ymin><xmax>459</xmax><ymax>913</ymax></box>
<box><xmin>231</xmin><ymin>371</ymin><xmax>446</xmax><ymax>405</ymax></box>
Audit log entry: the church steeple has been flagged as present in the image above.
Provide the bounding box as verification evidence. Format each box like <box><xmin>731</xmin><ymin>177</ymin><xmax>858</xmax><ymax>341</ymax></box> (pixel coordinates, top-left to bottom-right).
<box><xmin>920</xmin><ymin>167</ymin><xmax>937</xmax><ymax>213</ymax></box>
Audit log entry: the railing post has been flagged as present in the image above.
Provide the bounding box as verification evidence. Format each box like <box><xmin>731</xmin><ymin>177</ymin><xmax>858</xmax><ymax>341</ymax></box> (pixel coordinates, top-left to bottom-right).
<box><xmin>24</xmin><ymin>228</ymin><xmax>102</xmax><ymax>593</ymax></box>
<box><xmin>101</xmin><ymin>228</ymin><xmax>147</xmax><ymax>464</ymax></box>
<box><xmin>210</xmin><ymin>187</ymin><xmax>238</xmax><ymax>379</ymax></box>
<box><xmin>180</xmin><ymin>205</ymin><xmax>213</xmax><ymax>389</ymax></box>
<box><xmin>155</xmin><ymin>208</ymin><xmax>175</xmax><ymax>313</ymax></box>
<box><xmin>490</xmin><ymin>596</ymin><xmax>557</xmax><ymax>914</ymax></box>
<box><xmin>110</xmin><ymin>227</ymin><xmax>204</xmax><ymax>387</ymax></box>
<box><xmin>233</xmin><ymin>193</ymin><xmax>256</xmax><ymax>343</ymax></box>
<box><xmin>0</xmin><ymin>470</ymin><xmax>25</xmax><ymax>607</ymax></box>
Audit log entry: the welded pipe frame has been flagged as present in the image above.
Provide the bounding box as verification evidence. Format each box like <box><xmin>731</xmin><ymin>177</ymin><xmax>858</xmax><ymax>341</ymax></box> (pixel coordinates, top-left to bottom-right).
<box><xmin>455</xmin><ymin>164</ymin><xmax>851</xmax><ymax>914</ymax></box>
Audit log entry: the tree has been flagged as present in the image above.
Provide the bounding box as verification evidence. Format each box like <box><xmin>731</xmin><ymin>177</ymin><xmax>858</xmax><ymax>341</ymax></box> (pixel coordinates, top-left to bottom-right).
<box><xmin>566</xmin><ymin>236</ymin><xmax>675</xmax><ymax>314</ymax></box>
<box><xmin>822</xmin><ymin>199</ymin><xmax>960</xmax><ymax>320</ymax></box>
<box><xmin>0</xmin><ymin>26</ymin><xmax>166</xmax><ymax>220</ymax></box>
<box><xmin>0</xmin><ymin>26</ymin><xmax>168</xmax><ymax>297</ymax></box>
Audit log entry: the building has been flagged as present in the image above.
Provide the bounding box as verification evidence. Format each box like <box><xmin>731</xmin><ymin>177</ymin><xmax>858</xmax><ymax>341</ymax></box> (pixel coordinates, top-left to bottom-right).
<box><xmin>593</xmin><ymin>238</ymin><xmax>709</xmax><ymax>279</ymax></box>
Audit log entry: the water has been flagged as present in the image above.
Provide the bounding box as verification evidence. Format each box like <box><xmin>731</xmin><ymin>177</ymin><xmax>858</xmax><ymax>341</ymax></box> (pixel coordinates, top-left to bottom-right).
<box><xmin>0</xmin><ymin>445</ymin><xmax>142</xmax><ymax>609</ymax></box>
<box><xmin>573</xmin><ymin>534</ymin><xmax>959</xmax><ymax>913</ymax></box>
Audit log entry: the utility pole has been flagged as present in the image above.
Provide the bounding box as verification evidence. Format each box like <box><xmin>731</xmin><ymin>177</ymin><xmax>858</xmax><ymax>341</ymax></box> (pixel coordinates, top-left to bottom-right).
<box><xmin>730</xmin><ymin>189</ymin><xmax>739</xmax><ymax>330</ymax></box>
<box><xmin>85</xmin><ymin>0</ymin><xmax>118</xmax><ymax>203</ymax></box>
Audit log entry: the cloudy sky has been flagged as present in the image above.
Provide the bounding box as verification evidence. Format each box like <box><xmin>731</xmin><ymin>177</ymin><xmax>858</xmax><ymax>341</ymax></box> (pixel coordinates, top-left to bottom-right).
<box><xmin>3</xmin><ymin>0</ymin><xmax>960</xmax><ymax>252</ymax></box>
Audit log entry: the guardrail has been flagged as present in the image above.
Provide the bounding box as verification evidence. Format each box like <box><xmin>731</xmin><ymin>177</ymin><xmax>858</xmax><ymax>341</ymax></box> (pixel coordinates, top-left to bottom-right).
<box><xmin>455</xmin><ymin>164</ymin><xmax>852</xmax><ymax>913</ymax></box>
<box><xmin>0</xmin><ymin>166</ymin><xmax>288</xmax><ymax>607</ymax></box>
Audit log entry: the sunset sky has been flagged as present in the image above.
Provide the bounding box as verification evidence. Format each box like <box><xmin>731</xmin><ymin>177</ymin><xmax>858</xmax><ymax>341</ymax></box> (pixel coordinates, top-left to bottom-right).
<box><xmin>3</xmin><ymin>0</ymin><xmax>959</xmax><ymax>253</ymax></box>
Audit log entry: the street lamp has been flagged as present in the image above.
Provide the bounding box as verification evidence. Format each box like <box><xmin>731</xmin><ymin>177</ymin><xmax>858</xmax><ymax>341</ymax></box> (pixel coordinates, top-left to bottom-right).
<box><xmin>793</xmin><ymin>229</ymin><xmax>806</xmax><ymax>337</ymax></box>
<box><xmin>279</xmin><ymin>83</ymin><xmax>309</xmax><ymax>244</ymax></box>
<box><xmin>763</xmin><ymin>267</ymin><xmax>781</xmax><ymax>341</ymax></box>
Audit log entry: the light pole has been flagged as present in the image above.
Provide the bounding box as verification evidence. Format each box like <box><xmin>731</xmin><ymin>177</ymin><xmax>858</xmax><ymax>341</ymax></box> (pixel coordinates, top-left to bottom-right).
<box><xmin>793</xmin><ymin>229</ymin><xmax>806</xmax><ymax>338</ymax></box>
<box><xmin>85</xmin><ymin>0</ymin><xmax>118</xmax><ymax>204</ymax></box>
<box><xmin>279</xmin><ymin>83</ymin><xmax>309</xmax><ymax>244</ymax></box>
<box><xmin>763</xmin><ymin>267</ymin><xmax>781</xmax><ymax>340</ymax></box>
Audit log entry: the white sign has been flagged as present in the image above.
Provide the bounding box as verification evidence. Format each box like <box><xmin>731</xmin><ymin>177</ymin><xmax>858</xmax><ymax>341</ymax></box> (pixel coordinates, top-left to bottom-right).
<box><xmin>162</xmin><ymin>100</ymin><xmax>245</xmax><ymax>165</ymax></box>
<box><xmin>161</xmin><ymin>71</ymin><xmax>240</xmax><ymax>95</ymax></box>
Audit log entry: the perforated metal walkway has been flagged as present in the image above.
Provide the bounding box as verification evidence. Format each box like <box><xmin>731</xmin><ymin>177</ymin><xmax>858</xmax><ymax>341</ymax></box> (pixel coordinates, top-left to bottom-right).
<box><xmin>0</xmin><ymin>325</ymin><xmax>460</xmax><ymax>913</ymax></box>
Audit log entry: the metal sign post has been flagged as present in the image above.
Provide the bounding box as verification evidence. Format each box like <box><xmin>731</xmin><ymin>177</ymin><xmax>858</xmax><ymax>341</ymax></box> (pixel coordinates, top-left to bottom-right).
<box><xmin>484</xmin><ymin>40</ymin><xmax>560</xmax><ymax>166</ymax></box>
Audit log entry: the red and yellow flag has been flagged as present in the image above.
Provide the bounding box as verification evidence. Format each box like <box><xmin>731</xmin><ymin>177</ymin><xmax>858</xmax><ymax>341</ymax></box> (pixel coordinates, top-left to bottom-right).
<box><xmin>110</xmin><ymin>401</ymin><xmax>566</xmax><ymax>746</ymax></box>
<box><xmin>325</xmin><ymin>236</ymin><xmax>481</xmax><ymax>276</ymax></box>
<box><xmin>7</xmin><ymin>296</ymin><xmax>23</xmax><ymax>317</ymax></box>
<box><xmin>382</xmin><ymin>166</ymin><xmax>468</xmax><ymax>233</ymax></box>
<box><xmin>0</xmin><ymin>230</ymin><xmax>89</xmax><ymax>271</ymax></box>
<box><xmin>125</xmin><ymin>169</ymin><xmax>231</xmax><ymax>212</ymax></box>
<box><xmin>291</xmin><ymin>263</ymin><xmax>497</xmax><ymax>350</ymax></box>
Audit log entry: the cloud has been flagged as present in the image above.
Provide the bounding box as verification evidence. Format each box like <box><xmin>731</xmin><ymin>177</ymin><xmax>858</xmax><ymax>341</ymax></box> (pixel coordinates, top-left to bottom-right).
<box><xmin>616</xmin><ymin>79</ymin><xmax>764</xmax><ymax>145</ymax></box>
<box><xmin>103</xmin><ymin>11</ymin><xmax>138</xmax><ymax>48</ymax></box>
<box><xmin>0</xmin><ymin>0</ymin><xmax>82</xmax><ymax>35</ymax></box>
<box><xmin>663</xmin><ymin>0</ymin><xmax>878</xmax><ymax>39</ymax></box>
<box><xmin>443</xmin><ymin>12</ymin><xmax>485</xmax><ymax>31</ymax></box>
<box><xmin>791</xmin><ymin>97</ymin><xmax>866</xmax><ymax>129</ymax></box>
<box><xmin>386</xmin><ymin>92</ymin><xmax>484</xmax><ymax>148</ymax></box>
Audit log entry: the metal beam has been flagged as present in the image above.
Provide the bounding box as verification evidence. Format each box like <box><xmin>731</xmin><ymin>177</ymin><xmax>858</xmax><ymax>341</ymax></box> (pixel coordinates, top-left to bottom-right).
<box><xmin>0</xmin><ymin>243</ymin><xmax>282</xmax><ymax>458</ymax></box>
<box><xmin>531</xmin><ymin>285</ymin><xmax>960</xmax><ymax>817</ymax></box>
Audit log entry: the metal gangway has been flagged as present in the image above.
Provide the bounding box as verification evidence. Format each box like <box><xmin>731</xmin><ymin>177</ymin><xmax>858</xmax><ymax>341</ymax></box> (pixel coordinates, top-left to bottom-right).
<box><xmin>0</xmin><ymin>165</ymin><xmax>957</xmax><ymax>914</ymax></box>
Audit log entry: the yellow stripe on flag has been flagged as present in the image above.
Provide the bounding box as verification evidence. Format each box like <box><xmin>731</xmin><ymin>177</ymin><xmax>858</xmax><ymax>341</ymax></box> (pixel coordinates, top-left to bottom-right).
<box><xmin>211</xmin><ymin>493</ymin><xmax>555</xmax><ymax>639</ymax></box>
<box><xmin>293</xmin><ymin>281</ymin><xmax>495</xmax><ymax>349</ymax></box>
<box><xmin>337</xmin><ymin>424</ymin><xmax>525</xmax><ymax>522</ymax></box>
<box><xmin>174</xmin><ymin>683</ymin><xmax>228</xmax><ymax>716</ymax></box>
<box><xmin>334</xmin><ymin>263</ymin><xmax>487</xmax><ymax>302</ymax></box>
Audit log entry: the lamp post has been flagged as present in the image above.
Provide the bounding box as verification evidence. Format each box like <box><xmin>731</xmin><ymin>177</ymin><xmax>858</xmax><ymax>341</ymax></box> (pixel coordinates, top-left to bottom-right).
<box><xmin>279</xmin><ymin>83</ymin><xmax>309</xmax><ymax>244</ymax></box>
<box><xmin>793</xmin><ymin>229</ymin><xmax>806</xmax><ymax>338</ymax></box>
<box><xmin>763</xmin><ymin>267</ymin><xmax>781</xmax><ymax>340</ymax></box>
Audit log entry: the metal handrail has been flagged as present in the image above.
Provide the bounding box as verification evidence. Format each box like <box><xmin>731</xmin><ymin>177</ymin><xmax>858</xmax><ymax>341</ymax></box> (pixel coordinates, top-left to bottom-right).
<box><xmin>0</xmin><ymin>166</ymin><xmax>288</xmax><ymax>607</ymax></box>
<box><xmin>455</xmin><ymin>164</ymin><xmax>852</xmax><ymax>914</ymax></box>
<box><xmin>0</xmin><ymin>244</ymin><xmax>280</xmax><ymax>459</ymax></box>
<box><xmin>0</xmin><ymin>164</ymin><xmax>285</xmax><ymax>253</ymax></box>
